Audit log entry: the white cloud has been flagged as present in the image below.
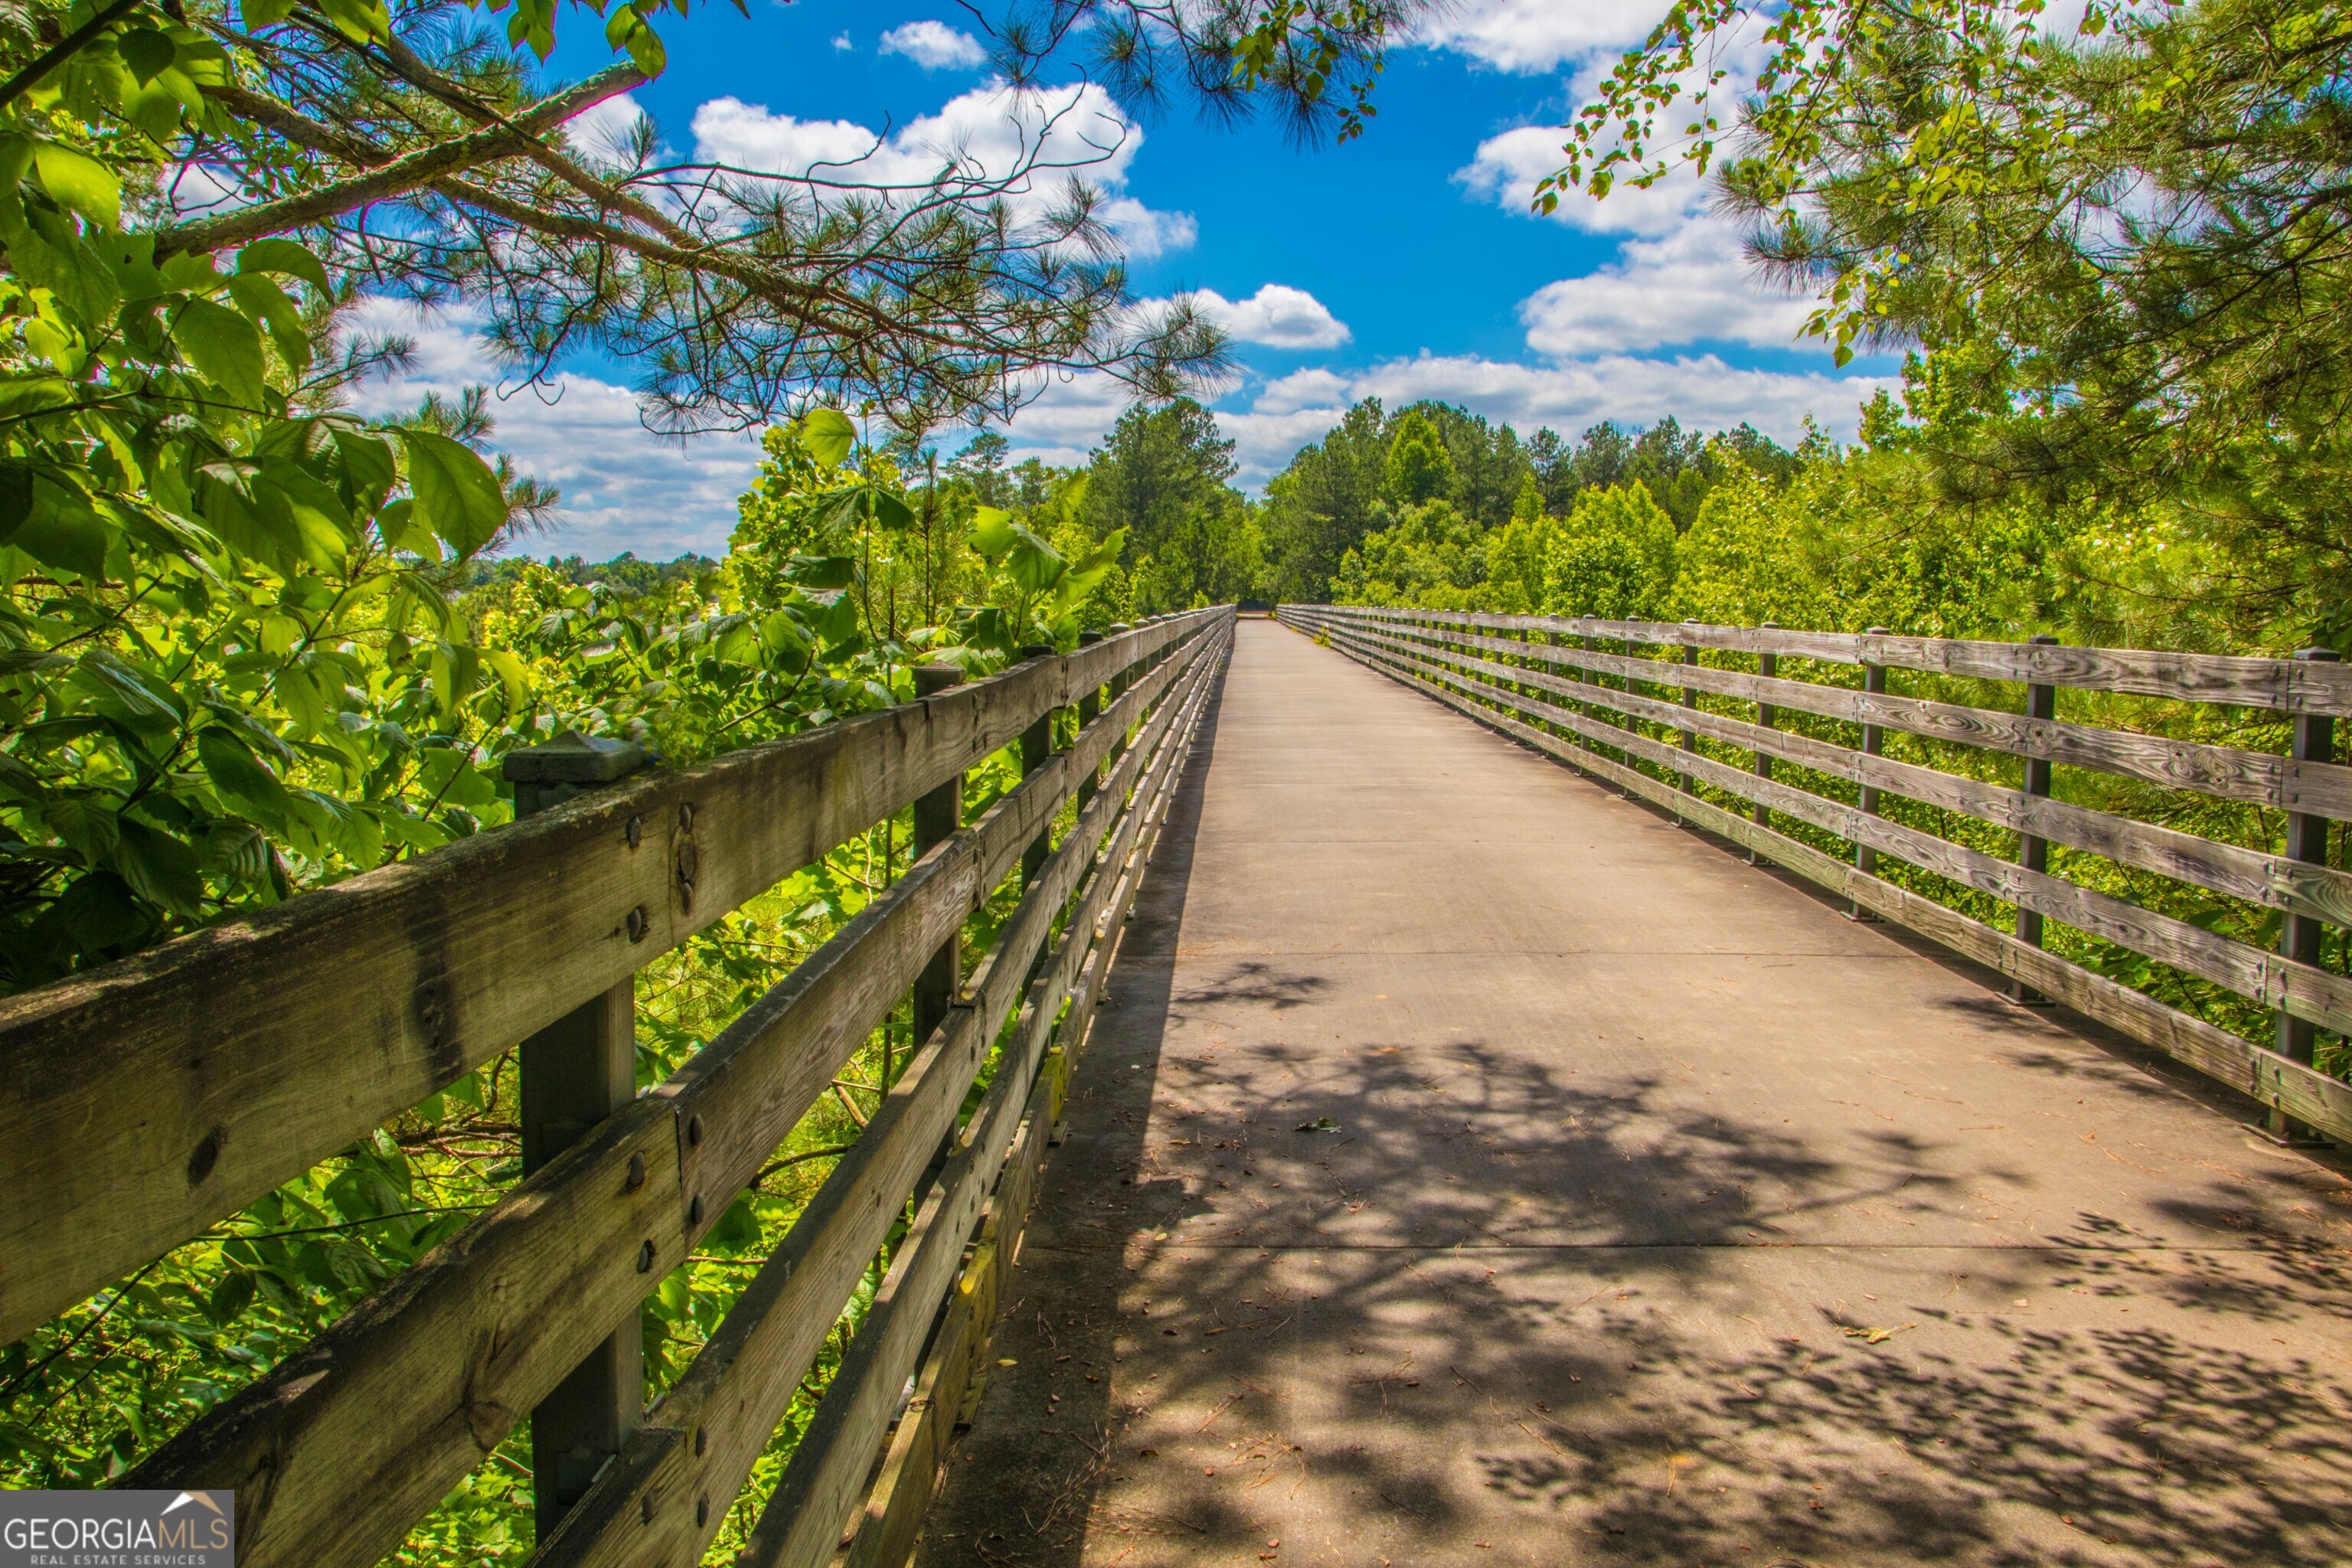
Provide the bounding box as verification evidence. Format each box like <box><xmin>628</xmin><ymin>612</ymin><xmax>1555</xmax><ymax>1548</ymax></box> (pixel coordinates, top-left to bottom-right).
<box><xmin>1193</xmin><ymin>284</ymin><xmax>1351</xmax><ymax>349</ymax></box>
<box><xmin>1411</xmin><ymin>0</ymin><xmax>1661</xmax><ymax>72</ymax></box>
<box><xmin>877</xmin><ymin>20</ymin><xmax>988</xmax><ymax>70</ymax></box>
<box><xmin>341</xmin><ymin>301</ymin><xmax>760</xmax><ymax>560</ymax></box>
<box><xmin>564</xmin><ymin>91</ymin><xmax>648</xmax><ymax>167</ymax></box>
<box><xmin>689</xmin><ymin>83</ymin><xmax>1193</xmax><ymax>262</ymax></box>
<box><xmin>831</xmin><ymin>31</ymin><xmax>852</xmax><ymax>51</ymax></box>
<box><xmin>1253</xmin><ymin>367</ymin><xmax>1352</xmax><ymax>415</ymax></box>
<box><xmin>1517</xmin><ymin>220</ymin><xmax>1817</xmax><ymax>355</ymax></box>
<box><xmin>1458</xmin><ymin>123</ymin><xmax>1709</xmax><ymax>236</ymax></box>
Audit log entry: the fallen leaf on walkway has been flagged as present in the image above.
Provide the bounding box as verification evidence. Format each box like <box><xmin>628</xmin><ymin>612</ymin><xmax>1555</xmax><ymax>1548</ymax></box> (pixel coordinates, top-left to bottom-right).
<box><xmin>1841</xmin><ymin>1324</ymin><xmax>1914</xmax><ymax>1344</ymax></box>
<box><xmin>1295</xmin><ymin>1117</ymin><xmax>1340</xmax><ymax>1132</ymax></box>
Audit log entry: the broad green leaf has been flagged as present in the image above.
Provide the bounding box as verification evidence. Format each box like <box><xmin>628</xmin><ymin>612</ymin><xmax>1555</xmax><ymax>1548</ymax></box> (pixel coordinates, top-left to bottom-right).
<box><xmin>31</xmin><ymin>141</ymin><xmax>119</xmax><ymax>230</ymax></box>
<box><xmin>198</xmin><ymin>727</ymin><xmax>295</xmax><ymax>820</ymax></box>
<box><xmin>118</xmin><ymin>28</ymin><xmax>175</xmax><ymax>83</ymax></box>
<box><xmin>967</xmin><ymin>505</ymin><xmax>1016</xmax><ymax>561</ymax></box>
<box><xmin>312</xmin><ymin>0</ymin><xmax>392</xmax><ymax>42</ymax></box>
<box><xmin>237</xmin><ymin>237</ymin><xmax>330</xmax><ymax>295</ymax></box>
<box><xmin>784</xmin><ymin>553</ymin><xmax>856</xmax><ymax>589</ymax></box>
<box><xmin>1001</xmin><ymin>524</ymin><xmax>1067</xmax><ymax>594</ymax></box>
<box><xmin>110</xmin><ymin>818</ymin><xmax>207</xmax><ymax>917</ymax></box>
<box><xmin>228</xmin><ymin>272</ymin><xmax>311</xmax><ymax>373</ymax></box>
<box><xmin>397</xmin><ymin>431</ymin><xmax>505</xmax><ymax>557</ymax></box>
<box><xmin>801</xmin><ymin>408</ymin><xmax>856</xmax><ymax>469</ymax></box>
<box><xmin>871</xmin><ymin>490</ymin><xmax>915</xmax><ymax>531</ymax></box>
<box><xmin>173</xmin><ymin>297</ymin><xmax>268</xmax><ymax>407</ymax></box>
<box><xmin>240</xmin><ymin>0</ymin><xmax>296</xmax><ymax>25</ymax></box>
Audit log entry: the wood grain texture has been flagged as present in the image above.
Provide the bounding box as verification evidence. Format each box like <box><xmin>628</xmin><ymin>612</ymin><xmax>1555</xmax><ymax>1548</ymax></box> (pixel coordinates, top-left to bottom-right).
<box><xmin>526</xmin><ymin>629</ymin><xmax>1227</xmax><ymax>1568</ymax></box>
<box><xmin>0</xmin><ymin>612</ymin><xmax>1224</xmax><ymax>1347</ymax></box>
<box><xmin>1321</xmin><ymin>604</ymin><xmax>2352</xmax><ymax>715</ymax></box>
<box><xmin>1298</xmin><ymin>616</ymin><xmax>2352</xmax><ymax>1144</ymax></box>
<box><xmin>828</xmin><ymin>640</ymin><xmax>1195</xmax><ymax>1568</ymax></box>
<box><xmin>122</xmin><ymin>620</ymin><xmax>1229</xmax><ymax>1568</ymax></box>
<box><xmin>741</xmin><ymin>648</ymin><xmax>1221</xmax><ymax>1568</ymax></box>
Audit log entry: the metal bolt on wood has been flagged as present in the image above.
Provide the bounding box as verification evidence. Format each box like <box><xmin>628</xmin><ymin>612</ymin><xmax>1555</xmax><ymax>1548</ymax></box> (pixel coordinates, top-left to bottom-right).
<box><xmin>499</xmin><ymin>731</ymin><xmax>653</xmax><ymax>1543</ymax></box>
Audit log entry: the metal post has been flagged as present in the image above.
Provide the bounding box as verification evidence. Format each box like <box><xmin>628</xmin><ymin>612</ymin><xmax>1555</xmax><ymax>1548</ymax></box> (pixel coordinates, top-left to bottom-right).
<box><xmin>2008</xmin><ymin>635</ymin><xmax>2061</xmax><ymax>1004</ymax></box>
<box><xmin>911</xmin><ymin>665</ymin><xmax>965</xmax><ymax>1045</ymax></box>
<box><xmin>2273</xmin><ymin>647</ymin><xmax>2340</xmax><ymax>1141</ymax></box>
<box><xmin>1018</xmin><ymin>644</ymin><xmax>1058</xmax><ymax>890</ymax></box>
<box><xmin>1751</xmin><ymin>624</ymin><xmax>1778</xmax><ymax>863</ymax></box>
<box><xmin>1850</xmin><ymin>627</ymin><xmax>1890</xmax><ymax>919</ymax></box>
<box><xmin>501</xmin><ymin>731</ymin><xmax>652</xmax><ymax>1541</ymax></box>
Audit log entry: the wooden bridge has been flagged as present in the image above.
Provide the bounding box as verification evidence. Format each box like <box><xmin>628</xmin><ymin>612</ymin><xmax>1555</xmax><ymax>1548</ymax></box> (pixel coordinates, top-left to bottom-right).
<box><xmin>7</xmin><ymin>606</ymin><xmax>2352</xmax><ymax>1566</ymax></box>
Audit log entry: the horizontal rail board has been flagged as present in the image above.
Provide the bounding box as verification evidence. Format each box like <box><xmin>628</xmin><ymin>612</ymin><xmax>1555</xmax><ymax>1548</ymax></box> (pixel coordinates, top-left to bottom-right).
<box><xmin>1344</xmin><ymin>631</ymin><xmax>2352</xmax><ymax>1038</ymax></box>
<box><xmin>1292</xmin><ymin>612</ymin><xmax>2352</xmax><ymax>1146</ymax></box>
<box><xmin>0</xmin><ymin>611</ymin><xmax>1222</xmax><ymax>1345</ymax></box>
<box><xmin>1333</xmin><ymin>604</ymin><xmax>2352</xmax><ymax>716</ymax></box>
<box><xmin>124</xmin><ymin>620</ymin><xmax>1229</xmax><ymax>1568</ymax></box>
<box><xmin>531</xmin><ymin>630</ymin><xmax>1227</xmax><ymax>1568</ymax></box>
<box><xmin>1332</xmin><ymin>621</ymin><xmax>2352</xmax><ymax>925</ymax></box>
<box><xmin>737</xmin><ymin>648</ymin><xmax>1220</xmax><ymax>1568</ymax></box>
<box><xmin>1348</xmin><ymin>614</ymin><xmax>2352</xmax><ymax>820</ymax></box>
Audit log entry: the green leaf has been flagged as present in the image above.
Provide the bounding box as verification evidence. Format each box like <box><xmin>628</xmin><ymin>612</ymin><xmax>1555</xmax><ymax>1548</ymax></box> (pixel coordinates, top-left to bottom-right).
<box><xmin>240</xmin><ymin>0</ymin><xmax>296</xmax><ymax>24</ymax></box>
<box><xmin>967</xmin><ymin>505</ymin><xmax>1016</xmax><ymax>561</ymax></box>
<box><xmin>801</xmin><ymin>408</ymin><xmax>856</xmax><ymax>469</ymax></box>
<box><xmin>228</xmin><ymin>272</ymin><xmax>311</xmax><ymax>374</ymax></box>
<box><xmin>236</xmin><ymin>237</ymin><xmax>329</xmax><ymax>295</ymax></box>
<box><xmin>398</xmin><ymin>431</ymin><xmax>505</xmax><ymax>557</ymax></box>
<box><xmin>32</xmin><ymin>141</ymin><xmax>119</xmax><ymax>230</ymax></box>
<box><xmin>312</xmin><ymin>0</ymin><xmax>392</xmax><ymax>42</ymax></box>
<box><xmin>198</xmin><ymin>730</ymin><xmax>294</xmax><ymax>821</ymax></box>
<box><xmin>110</xmin><ymin>818</ymin><xmax>206</xmax><ymax>917</ymax></box>
<box><xmin>1001</xmin><ymin>524</ymin><xmax>1067</xmax><ymax>595</ymax></box>
<box><xmin>871</xmin><ymin>489</ymin><xmax>914</xmax><ymax>531</ymax></box>
<box><xmin>118</xmin><ymin>28</ymin><xmax>175</xmax><ymax>83</ymax></box>
<box><xmin>173</xmin><ymin>297</ymin><xmax>268</xmax><ymax>407</ymax></box>
<box><xmin>784</xmin><ymin>553</ymin><xmax>856</xmax><ymax>589</ymax></box>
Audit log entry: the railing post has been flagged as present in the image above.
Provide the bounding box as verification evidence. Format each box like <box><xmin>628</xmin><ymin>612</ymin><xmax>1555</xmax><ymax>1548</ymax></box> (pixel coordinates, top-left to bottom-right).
<box><xmin>1018</xmin><ymin>644</ymin><xmax>1060</xmax><ymax>890</ymax></box>
<box><xmin>501</xmin><ymin>731</ymin><xmax>652</xmax><ymax>1542</ymax></box>
<box><xmin>1850</xmin><ymin>627</ymin><xmax>1890</xmax><ymax>920</ymax></box>
<box><xmin>1679</xmin><ymin>622</ymin><xmax>1701</xmax><ymax>799</ymax></box>
<box><xmin>912</xmin><ymin>665</ymin><xmax>965</xmax><ymax>1045</ymax></box>
<box><xmin>1751</xmin><ymin>624</ymin><xmax>1778</xmax><ymax>864</ymax></box>
<box><xmin>2008</xmin><ymin>635</ymin><xmax>2062</xmax><ymax>1004</ymax></box>
<box><xmin>1075</xmin><ymin>630</ymin><xmax>1105</xmax><ymax>815</ymax></box>
<box><xmin>2274</xmin><ymin>646</ymin><xmax>2341</xmax><ymax>1141</ymax></box>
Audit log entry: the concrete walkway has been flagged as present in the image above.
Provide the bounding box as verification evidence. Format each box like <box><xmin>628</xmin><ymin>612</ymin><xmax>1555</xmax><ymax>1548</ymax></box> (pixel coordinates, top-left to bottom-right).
<box><xmin>919</xmin><ymin>616</ymin><xmax>2352</xmax><ymax>1567</ymax></box>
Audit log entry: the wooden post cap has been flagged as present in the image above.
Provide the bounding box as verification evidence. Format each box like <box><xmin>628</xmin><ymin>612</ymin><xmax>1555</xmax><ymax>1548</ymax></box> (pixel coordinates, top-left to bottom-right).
<box><xmin>2296</xmin><ymin>648</ymin><xmax>2343</xmax><ymax>662</ymax></box>
<box><xmin>501</xmin><ymin>730</ymin><xmax>650</xmax><ymax>786</ymax></box>
<box><xmin>913</xmin><ymin>665</ymin><xmax>965</xmax><ymax>696</ymax></box>
<box><xmin>1018</xmin><ymin>643</ymin><xmax>1055</xmax><ymax>661</ymax></box>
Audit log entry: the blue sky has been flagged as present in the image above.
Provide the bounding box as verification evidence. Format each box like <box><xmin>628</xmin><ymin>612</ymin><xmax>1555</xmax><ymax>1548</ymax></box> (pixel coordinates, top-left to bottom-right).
<box><xmin>348</xmin><ymin>0</ymin><xmax>1896</xmax><ymax>559</ymax></box>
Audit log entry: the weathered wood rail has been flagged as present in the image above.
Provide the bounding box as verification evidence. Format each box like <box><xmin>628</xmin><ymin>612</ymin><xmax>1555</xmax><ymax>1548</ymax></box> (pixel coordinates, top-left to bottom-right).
<box><xmin>0</xmin><ymin>606</ymin><xmax>1233</xmax><ymax>1567</ymax></box>
<box><xmin>1280</xmin><ymin>603</ymin><xmax>2352</xmax><ymax>1145</ymax></box>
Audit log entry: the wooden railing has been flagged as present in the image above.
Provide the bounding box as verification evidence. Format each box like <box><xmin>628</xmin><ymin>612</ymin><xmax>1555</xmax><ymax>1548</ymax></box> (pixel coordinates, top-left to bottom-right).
<box><xmin>1280</xmin><ymin>603</ymin><xmax>2352</xmax><ymax>1145</ymax></box>
<box><xmin>0</xmin><ymin>606</ymin><xmax>1234</xmax><ymax>1567</ymax></box>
